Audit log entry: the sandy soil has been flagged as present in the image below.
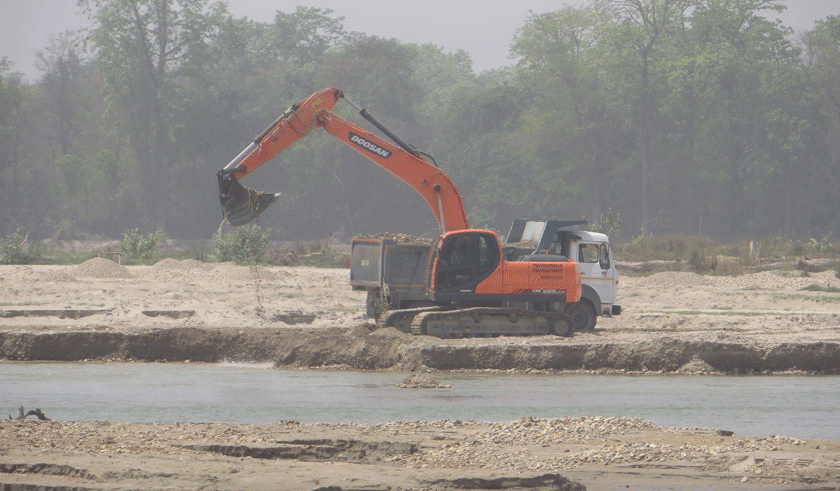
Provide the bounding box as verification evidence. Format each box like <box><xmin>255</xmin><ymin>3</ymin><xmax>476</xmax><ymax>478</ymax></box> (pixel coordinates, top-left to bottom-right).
<box><xmin>1</xmin><ymin>258</ymin><xmax>840</xmax><ymax>490</ymax></box>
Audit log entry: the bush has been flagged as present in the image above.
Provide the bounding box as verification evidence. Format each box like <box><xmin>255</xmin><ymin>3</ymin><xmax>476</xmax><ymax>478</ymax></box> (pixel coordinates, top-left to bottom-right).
<box><xmin>619</xmin><ymin>233</ymin><xmax>718</xmax><ymax>262</ymax></box>
<box><xmin>213</xmin><ymin>225</ymin><xmax>270</xmax><ymax>264</ymax></box>
<box><xmin>0</xmin><ymin>232</ymin><xmax>35</xmax><ymax>265</ymax></box>
<box><xmin>121</xmin><ymin>229</ymin><xmax>164</xmax><ymax>262</ymax></box>
<box><xmin>592</xmin><ymin>208</ymin><xmax>623</xmax><ymax>242</ymax></box>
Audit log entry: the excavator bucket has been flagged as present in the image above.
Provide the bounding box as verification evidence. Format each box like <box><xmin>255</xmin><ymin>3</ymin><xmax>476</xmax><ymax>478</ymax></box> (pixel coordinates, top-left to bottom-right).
<box><xmin>217</xmin><ymin>171</ymin><xmax>279</xmax><ymax>226</ymax></box>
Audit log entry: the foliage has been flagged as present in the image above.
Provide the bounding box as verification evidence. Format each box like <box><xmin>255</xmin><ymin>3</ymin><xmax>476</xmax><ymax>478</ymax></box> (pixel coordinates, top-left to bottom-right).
<box><xmin>79</xmin><ymin>0</ymin><xmax>228</xmax><ymax>230</ymax></box>
<box><xmin>592</xmin><ymin>209</ymin><xmax>623</xmax><ymax>241</ymax></box>
<box><xmin>262</xmin><ymin>241</ymin><xmax>350</xmax><ymax>268</ymax></box>
<box><xmin>120</xmin><ymin>229</ymin><xmax>164</xmax><ymax>262</ymax></box>
<box><xmin>0</xmin><ymin>232</ymin><xmax>36</xmax><ymax>265</ymax></box>
<box><xmin>1</xmin><ymin>1</ymin><xmax>839</xmax><ymax>247</ymax></box>
<box><xmin>619</xmin><ymin>233</ymin><xmax>718</xmax><ymax>262</ymax></box>
<box><xmin>801</xmin><ymin>283</ymin><xmax>840</xmax><ymax>293</ymax></box>
<box><xmin>0</xmin><ymin>60</ymin><xmax>25</xmax><ymax>235</ymax></box>
<box><xmin>213</xmin><ymin>225</ymin><xmax>270</xmax><ymax>264</ymax></box>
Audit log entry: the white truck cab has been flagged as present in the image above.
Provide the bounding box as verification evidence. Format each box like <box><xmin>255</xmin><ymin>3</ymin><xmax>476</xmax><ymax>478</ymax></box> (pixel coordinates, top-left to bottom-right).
<box><xmin>506</xmin><ymin>219</ymin><xmax>621</xmax><ymax>331</ymax></box>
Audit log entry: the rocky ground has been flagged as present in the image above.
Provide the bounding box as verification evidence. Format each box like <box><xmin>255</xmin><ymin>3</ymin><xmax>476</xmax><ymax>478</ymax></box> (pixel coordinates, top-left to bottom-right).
<box><xmin>1</xmin><ymin>258</ymin><xmax>840</xmax><ymax>490</ymax></box>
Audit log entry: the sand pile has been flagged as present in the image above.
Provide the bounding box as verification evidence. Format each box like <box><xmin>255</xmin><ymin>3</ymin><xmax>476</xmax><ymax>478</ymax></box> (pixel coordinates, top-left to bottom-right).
<box><xmin>73</xmin><ymin>257</ymin><xmax>133</xmax><ymax>278</ymax></box>
<box><xmin>397</xmin><ymin>373</ymin><xmax>451</xmax><ymax>389</ymax></box>
<box><xmin>43</xmin><ymin>257</ymin><xmax>132</xmax><ymax>281</ymax></box>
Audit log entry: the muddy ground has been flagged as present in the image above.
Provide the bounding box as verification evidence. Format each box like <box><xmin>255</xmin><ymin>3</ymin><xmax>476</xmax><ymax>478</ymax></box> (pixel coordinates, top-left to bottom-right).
<box><xmin>1</xmin><ymin>258</ymin><xmax>840</xmax><ymax>490</ymax></box>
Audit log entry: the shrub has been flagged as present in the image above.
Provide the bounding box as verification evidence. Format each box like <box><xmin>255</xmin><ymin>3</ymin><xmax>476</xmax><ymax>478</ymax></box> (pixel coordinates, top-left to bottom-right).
<box><xmin>592</xmin><ymin>208</ymin><xmax>623</xmax><ymax>242</ymax></box>
<box><xmin>619</xmin><ymin>233</ymin><xmax>717</xmax><ymax>262</ymax></box>
<box><xmin>0</xmin><ymin>232</ymin><xmax>35</xmax><ymax>265</ymax></box>
<box><xmin>121</xmin><ymin>229</ymin><xmax>164</xmax><ymax>262</ymax></box>
<box><xmin>213</xmin><ymin>225</ymin><xmax>270</xmax><ymax>264</ymax></box>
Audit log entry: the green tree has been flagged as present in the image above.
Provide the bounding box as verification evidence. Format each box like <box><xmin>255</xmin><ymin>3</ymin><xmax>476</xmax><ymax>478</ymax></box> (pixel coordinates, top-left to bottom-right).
<box><xmin>799</xmin><ymin>16</ymin><xmax>840</xmax><ymax>235</ymax></box>
<box><xmin>512</xmin><ymin>5</ymin><xmax>632</xmax><ymax>224</ymax></box>
<box><xmin>599</xmin><ymin>0</ymin><xmax>691</xmax><ymax>234</ymax></box>
<box><xmin>35</xmin><ymin>33</ymin><xmax>88</xmax><ymax>156</ymax></box>
<box><xmin>121</xmin><ymin>228</ymin><xmax>164</xmax><ymax>262</ymax></box>
<box><xmin>265</xmin><ymin>6</ymin><xmax>347</xmax><ymax>66</ymax></box>
<box><xmin>0</xmin><ymin>231</ymin><xmax>35</xmax><ymax>264</ymax></box>
<box><xmin>0</xmin><ymin>59</ymin><xmax>25</xmax><ymax>236</ymax></box>
<box><xmin>54</xmin><ymin>150</ymin><xmax>127</xmax><ymax>236</ymax></box>
<box><xmin>688</xmin><ymin>1</ymin><xmax>795</xmax><ymax>236</ymax></box>
<box><xmin>79</xmin><ymin>0</ymin><xmax>227</xmax><ymax>230</ymax></box>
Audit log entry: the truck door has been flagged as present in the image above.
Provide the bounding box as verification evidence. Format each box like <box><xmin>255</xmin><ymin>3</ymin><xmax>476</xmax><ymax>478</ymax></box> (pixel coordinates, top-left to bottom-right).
<box><xmin>577</xmin><ymin>242</ymin><xmax>616</xmax><ymax>308</ymax></box>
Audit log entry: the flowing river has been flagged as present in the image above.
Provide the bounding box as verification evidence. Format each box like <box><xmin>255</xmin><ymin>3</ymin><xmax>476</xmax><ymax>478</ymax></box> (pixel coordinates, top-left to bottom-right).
<box><xmin>2</xmin><ymin>361</ymin><xmax>837</xmax><ymax>441</ymax></box>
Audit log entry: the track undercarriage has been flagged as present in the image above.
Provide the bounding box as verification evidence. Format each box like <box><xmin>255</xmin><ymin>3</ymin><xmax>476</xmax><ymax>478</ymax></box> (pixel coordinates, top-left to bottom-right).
<box><xmin>378</xmin><ymin>306</ymin><xmax>573</xmax><ymax>338</ymax></box>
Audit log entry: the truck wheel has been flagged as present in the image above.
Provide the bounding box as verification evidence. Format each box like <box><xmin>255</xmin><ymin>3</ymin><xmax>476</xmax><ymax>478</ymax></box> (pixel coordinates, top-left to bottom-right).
<box><xmin>550</xmin><ymin>314</ymin><xmax>574</xmax><ymax>337</ymax></box>
<box><xmin>565</xmin><ymin>301</ymin><xmax>596</xmax><ymax>331</ymax></box>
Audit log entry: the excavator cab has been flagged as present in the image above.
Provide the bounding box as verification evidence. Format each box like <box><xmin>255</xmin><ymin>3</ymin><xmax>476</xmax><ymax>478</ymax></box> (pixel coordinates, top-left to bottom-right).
<box><xmin>434</xmin><ymin>232</ymin><xmax>500</xmax><ymax>293</ymax></box>
<box><xmin>217</xmin><ymin>169</ymin><xmax>280</xmax><ymax>226</ymax></box>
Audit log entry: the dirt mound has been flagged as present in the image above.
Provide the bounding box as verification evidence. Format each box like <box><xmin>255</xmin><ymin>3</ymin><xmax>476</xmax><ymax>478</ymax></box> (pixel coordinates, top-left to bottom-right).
<box><xmin>152</xmin><ymin>257</ymin><xmax>182</xmax><ymax>269</ymax></box>
<box><xmin>356</xmin><ymin>233</ymin><xmax>433</xmax><ymax>245</ymax></box>
<box><xmin>398</xmin><ymin>373</ymin><xmax>451</xmax><ymax>389</ymax></box>
<box><xmin>178</xmin><ymin>259</ymin><xmax>208</xmax><ymax>270</ymax></box>
<box><xmin>676</xmin><ymin>355</ymin><xmax>721</xmax><ymax>374</ymax></box>
<box><xmin>72</xmin><ymin>257</ymin><xmax>133</xmax><ymax>279</ymax></box>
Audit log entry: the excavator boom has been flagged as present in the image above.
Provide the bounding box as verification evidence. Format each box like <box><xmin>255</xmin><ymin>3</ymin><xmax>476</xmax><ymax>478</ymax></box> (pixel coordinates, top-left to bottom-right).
<box><xmin>217</xmin><ymin>88</ymin><xmax>468</xmax><ymax>231</ymax></box>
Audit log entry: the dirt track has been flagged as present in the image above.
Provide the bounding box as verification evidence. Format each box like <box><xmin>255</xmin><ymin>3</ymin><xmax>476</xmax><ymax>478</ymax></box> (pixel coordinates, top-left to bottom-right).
<box><xmin>2</xmin><ymin>259</ymin><xmax>840</xmax><ymax>490</ymax></box>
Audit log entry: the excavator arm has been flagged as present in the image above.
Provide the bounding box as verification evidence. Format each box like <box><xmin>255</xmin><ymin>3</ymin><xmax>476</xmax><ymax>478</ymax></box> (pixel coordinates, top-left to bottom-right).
<box><xmin>217</xmin><ymin>88</ymin><xmax>469</xmax><ymax>232</ymax></box>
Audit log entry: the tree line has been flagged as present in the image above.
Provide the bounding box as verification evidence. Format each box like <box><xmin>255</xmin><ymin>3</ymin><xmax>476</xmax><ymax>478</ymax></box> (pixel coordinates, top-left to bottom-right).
<box><xmin>1</xmin><ymin>0</ymin><xmax>838</xmax><ymax>244</ymax></box>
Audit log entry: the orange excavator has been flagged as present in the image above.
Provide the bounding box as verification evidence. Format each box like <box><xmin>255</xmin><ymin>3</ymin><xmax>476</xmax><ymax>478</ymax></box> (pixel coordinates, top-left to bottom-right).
<box><xmin>217</xmin><ymin>88</ymin><xmax>580</xmax><ymax>337</ymax></box>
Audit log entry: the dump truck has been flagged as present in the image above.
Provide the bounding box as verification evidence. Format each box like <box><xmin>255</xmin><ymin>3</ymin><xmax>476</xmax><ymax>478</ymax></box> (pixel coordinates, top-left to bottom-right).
<box><xmin>505</xmin><ymin>219</ymin><xmax>621</xmax><ymax>331</ymax></box>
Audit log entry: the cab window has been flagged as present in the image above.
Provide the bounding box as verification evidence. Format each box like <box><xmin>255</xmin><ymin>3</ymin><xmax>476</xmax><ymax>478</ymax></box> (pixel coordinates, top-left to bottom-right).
<box><xmin>478</xmin><ymin>235</ymin><xmax>497</xmax><ymax>272</ymax></box>
<box><xmin>579</xmin><ymin>244</ymin><xmax>599</xmax><ymax>263</ymax></box>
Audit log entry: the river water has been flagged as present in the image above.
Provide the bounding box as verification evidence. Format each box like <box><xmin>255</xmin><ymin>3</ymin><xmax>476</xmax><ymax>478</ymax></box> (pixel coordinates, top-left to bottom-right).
<box><xmin>2</xmin><ymin>362</ymin><xmax>837</xmax><ymax>441</ymax></box>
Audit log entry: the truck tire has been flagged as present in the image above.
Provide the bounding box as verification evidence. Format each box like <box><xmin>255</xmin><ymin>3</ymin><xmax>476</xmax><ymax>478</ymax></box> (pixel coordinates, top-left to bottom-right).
<box><xmin>550</xmin><ymin>314</ymin><xmax>574</xmax><ymax>337</ymax></box>
<box><xmin>565</xmin><ymin>301</ymin><xmax>596</xmax><ymax>331</ymax></box>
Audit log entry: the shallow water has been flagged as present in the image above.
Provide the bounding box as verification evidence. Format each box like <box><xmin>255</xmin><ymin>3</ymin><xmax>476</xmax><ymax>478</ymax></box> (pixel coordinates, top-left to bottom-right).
<box><xmin>2</xmin><ymin>362</ymin><xmax>837</xmax><ymax>441</ymax></box>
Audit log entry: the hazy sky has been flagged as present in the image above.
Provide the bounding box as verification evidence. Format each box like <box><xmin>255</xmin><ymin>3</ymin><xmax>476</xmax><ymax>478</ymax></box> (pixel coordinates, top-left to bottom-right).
<box><xmin>2</xmin><ymin>0</ymin><xmax>837</xmax><ymax>81</ymax></box>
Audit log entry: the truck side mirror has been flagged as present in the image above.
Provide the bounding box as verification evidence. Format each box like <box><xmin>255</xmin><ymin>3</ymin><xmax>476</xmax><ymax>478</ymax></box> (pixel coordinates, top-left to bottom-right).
<box><xmin>599</xmin><ymin>244</ymin><xmax>611</xmax><ymax>270</ymax></box>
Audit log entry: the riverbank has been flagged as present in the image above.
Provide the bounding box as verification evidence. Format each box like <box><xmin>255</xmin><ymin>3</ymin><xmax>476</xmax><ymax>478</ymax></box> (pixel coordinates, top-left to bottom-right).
<box><xmin>2</xmin><ymin>324</ymin><xmax>840</xmax><ymax>374</ymax></box>
<box><xmin>3</xmin><ymin>415</ymin><xmax>839</xmax><ymax>491</ymax></box>
<box><xmin>2</xmin><ymin>259</ymin><xmax>840</xmax><ymax>373</ymax></box>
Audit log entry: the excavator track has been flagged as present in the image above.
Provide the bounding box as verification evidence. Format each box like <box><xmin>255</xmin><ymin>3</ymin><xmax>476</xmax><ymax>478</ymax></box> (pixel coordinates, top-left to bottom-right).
<box><xmin>409</xmin><ymin>308</ymin><xmax>574</xmax><ymax>338</ymax></box>
<box><xmin>378</xmin><ymin>306</ymin><xmax>448</xmax><ymax>334</ymax></box>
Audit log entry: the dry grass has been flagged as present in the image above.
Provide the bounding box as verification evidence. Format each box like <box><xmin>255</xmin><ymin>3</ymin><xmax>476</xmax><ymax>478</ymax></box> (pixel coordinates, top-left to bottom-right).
<box><xmin>616</xmin><ymin>234</ymin><xmax>840</xmax><ymax>277</ymax></box>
